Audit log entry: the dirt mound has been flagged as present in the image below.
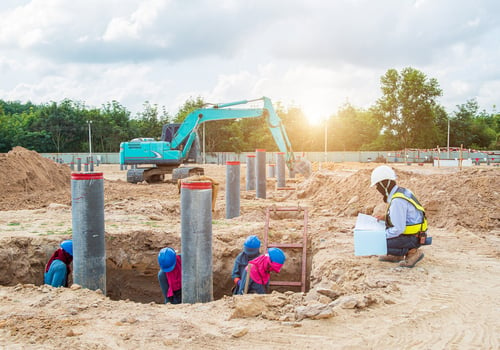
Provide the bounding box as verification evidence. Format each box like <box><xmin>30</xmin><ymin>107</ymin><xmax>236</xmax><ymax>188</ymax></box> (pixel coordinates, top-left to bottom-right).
<box><xmin>295</xmin><ymin>167</ymin><xmax>500</xmax><ymax>232</ymax></box>
<box><xmin>0</xmin><ymin>162</ymin><xmax>498</xmax><ymax>349</ymax></box>
<box><xmin>0</xmin><ymin>147</ymin><xmax>72</xmax><ymax>210</ymax></box>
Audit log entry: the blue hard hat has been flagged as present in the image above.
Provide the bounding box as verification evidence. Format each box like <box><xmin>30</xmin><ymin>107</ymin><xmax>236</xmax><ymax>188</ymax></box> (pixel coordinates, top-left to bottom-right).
<box><xmin>244</xmin><ymin>235</ymin><xmax>261</xmax><ymax>249</ymax></box>
<box><xmin>158</xmin><ymin>247</ymin><xmax>177</xmax><ymax>272</ymax></box>
<box><xmin>268</xmin><ymin>247</ymin><xmax>286</xmax><ymax>264</ymax></box>
<box><xmin>243</xmin><ymin>235</ymin><xmax>261</xmax><ymax>256</ymax></box>
<box><xmin>60</xmin><ymin>240</ymin><xmax>73</xmax><ymax>256</ymax></box>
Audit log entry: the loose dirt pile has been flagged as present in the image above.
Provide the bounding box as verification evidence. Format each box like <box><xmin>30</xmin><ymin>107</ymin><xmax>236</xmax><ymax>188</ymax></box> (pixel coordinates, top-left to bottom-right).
<box><xmin>0</xmin><ymin>147</ymin><xmax>71</xmax><ymax>210</ymax></box>
<box><xmin>0</xmin><ymin>147</ymin><xmax>498</xmax><ymax>349</ymax></box>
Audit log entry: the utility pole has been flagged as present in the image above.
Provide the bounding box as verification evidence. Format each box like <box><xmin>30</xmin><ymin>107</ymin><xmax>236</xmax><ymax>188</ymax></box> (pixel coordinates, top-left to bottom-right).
<box><xmin>447</xmin><ymin>118</ymin><xmax>450</xmax><ymax>159</ymax></box>
<box><xmin>87</xmin><ymin>120</ymin><xmax>93</xmax><ymax>158</ymax></box>
<box><xmin>203</xmin><ymin>123</ymin><xmax>206</xmax><ymax>164</ymax></box>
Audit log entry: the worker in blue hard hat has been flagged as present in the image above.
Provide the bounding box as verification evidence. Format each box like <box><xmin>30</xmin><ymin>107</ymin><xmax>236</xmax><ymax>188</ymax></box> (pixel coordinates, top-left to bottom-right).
<box><xmin>157</xmin><ymin>247</ymin><xmax>182</xmax><ymax>304</ymax></box>
<box><xmin>231</xmin><ymin>235</ymin><xmax>261</xmax><ymax>294</ymax></box>
<box><xmin>44</xmin><ymin>240</ymin><xmax>73</xmax><ymax>287</ymax></box>
<box><xmin>237</xmin><ymin>247</ymin><xmax>286</xmax><ymax>295</ymax></box>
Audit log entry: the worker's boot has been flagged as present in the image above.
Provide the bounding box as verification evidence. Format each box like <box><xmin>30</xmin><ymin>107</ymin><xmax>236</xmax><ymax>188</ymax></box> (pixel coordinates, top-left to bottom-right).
<box><xmin>399</xmin><ymin>248</ymin><xmax>424</xmax><ymax>268</ymax></box>
<box><xmin>378</xmin><ymin>254</ymin><xmax>404</xmax><ymax>263</ymax></box>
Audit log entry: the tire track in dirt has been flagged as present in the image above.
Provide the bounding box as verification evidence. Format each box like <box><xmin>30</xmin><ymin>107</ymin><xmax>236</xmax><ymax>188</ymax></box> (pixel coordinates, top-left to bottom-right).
<box><xmin>271</xmin><ymin>227</ymin><xmax>500</xmax><ymax>350</ymax></box>
<box><xmin>371</xmin><ymin>231</ymin><xmax>500</xmax><ymax>349</ymax></box>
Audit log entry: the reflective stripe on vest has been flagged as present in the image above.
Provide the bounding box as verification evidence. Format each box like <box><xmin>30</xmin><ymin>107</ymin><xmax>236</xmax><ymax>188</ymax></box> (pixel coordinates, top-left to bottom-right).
<box><xmin>387</xmin><ymin>189</ymin><xmax>428</xmax><ymax>234</ymax></box>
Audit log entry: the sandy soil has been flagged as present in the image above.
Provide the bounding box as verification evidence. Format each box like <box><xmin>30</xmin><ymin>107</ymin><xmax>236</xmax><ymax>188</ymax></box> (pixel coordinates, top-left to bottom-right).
<box><xmin>0</xmin><ymin>147</ymin><xmax>499</xmax><ymax>349</ymax></box>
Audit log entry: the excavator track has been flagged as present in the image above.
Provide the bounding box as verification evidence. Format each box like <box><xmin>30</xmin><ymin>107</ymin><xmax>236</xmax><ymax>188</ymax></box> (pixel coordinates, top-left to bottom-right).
<box><xmin>126</xmin><ymin>166</ymin><xmax>204</xmax><ymax>184</ymax></box>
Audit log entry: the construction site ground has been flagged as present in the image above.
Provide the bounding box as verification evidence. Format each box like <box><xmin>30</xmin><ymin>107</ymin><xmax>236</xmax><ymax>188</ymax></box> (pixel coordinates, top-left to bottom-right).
<box><xmin>0</xmin><ymin>147</ymin><xmax>499</xmax><ymax>349</ymax></box>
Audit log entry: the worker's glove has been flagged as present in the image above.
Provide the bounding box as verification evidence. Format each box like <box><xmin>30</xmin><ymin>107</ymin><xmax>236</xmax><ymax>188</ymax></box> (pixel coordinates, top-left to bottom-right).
<box><xmin>233</xmin><ymin>277</ymin><xmax>241</xmax><ymax>286</ymax></box>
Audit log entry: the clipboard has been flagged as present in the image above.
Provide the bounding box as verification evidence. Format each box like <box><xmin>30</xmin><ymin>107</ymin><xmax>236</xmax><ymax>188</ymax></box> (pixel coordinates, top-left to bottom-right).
<box><xmin>354</xmin><ymin>229</ymin><xmax>387</xmax><ymax>256</ymax></box>
<box><xmin>353</xmin><ymin>214</ymin><xmax>387</xmax><ymax>256</ymax></box>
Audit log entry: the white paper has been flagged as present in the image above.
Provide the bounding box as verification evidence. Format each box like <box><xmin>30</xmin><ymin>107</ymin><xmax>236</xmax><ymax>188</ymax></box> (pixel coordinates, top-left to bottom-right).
<box><xmin>354</xmin><ymin>213</ymin><xmax>386</xmax><ymax>231</ymax></box>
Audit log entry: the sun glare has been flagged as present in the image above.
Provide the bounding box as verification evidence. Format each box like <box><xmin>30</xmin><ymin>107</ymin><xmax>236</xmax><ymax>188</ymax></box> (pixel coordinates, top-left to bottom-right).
<box><xmin>302</xmin><ymin>102</ymin><xmax>331</xmax><ymax>126</ymax></box>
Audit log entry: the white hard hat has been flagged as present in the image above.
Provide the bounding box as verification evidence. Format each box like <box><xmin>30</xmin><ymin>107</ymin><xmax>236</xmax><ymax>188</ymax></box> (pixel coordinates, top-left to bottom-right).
<box><xmin>370</xmin><ymin>165</ymin><xmax>396</xmax><ymax>187</ymax></box>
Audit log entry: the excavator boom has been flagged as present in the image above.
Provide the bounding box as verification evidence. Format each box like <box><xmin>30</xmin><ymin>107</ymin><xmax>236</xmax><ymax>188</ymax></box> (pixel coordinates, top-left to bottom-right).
<box><xmin>119</xmin><ymin>97</ymin><xmax>305</xmax><ymax>183</ymax></box>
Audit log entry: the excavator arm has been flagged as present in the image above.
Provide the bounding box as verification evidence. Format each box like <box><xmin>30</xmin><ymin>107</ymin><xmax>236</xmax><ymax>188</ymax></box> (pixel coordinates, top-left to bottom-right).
<box><xmin>172</xmin><ymin>97</ymin><xmax>296</xmax><ymax>171</ymax></box>
<box><xmin>120</xmin><ymin>96</ymin><xmax>309</xmax><ymax>183</ymax></box>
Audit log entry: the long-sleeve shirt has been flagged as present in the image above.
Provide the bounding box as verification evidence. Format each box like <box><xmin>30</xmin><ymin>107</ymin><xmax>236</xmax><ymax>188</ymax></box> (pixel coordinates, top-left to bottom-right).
<box><xmin>386</xmin><ymin>185</ymin><xmax>424</xmax><ymax>239</ymax></box>
<box><xmin>231</xmin><ymin>251</ymin><xmax>258</xmax><ymax>280</ymax></box>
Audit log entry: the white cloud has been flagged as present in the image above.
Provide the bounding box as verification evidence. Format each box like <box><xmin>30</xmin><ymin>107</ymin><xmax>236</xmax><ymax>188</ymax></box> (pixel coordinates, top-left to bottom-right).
<box><xmin>0</xmin><ymin>0</ymin><xmax>499</xmax><ymax>119</ymax></box>
<box><xmin>478</xmin><ymin>81</ymin><xmax>500</xmax><ymax>110</ymax></box>
<box><xmin>102</xmin><ymin>0</ymin><xmax>167</xmax><ymax>41</ymax></box>
<box><xmin>0</xmin><ymin>0</ymin><xmax>68</xmax><ymax>47</ymax></box>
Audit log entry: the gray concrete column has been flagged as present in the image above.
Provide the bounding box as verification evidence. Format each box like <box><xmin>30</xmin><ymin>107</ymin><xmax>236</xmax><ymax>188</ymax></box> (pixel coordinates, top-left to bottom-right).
<box><xmin>256</xmin><ymin>149</ymin><xmax>266</xmax><ymax>199</ymax></box>
<box><xmin>77</xmin><ymin>158</ymin><xmax>82</xmax><ymax>172</ymax></box>
<box><xmin>71</xmin><ymin>172</ymin><xmax>106</xmax><ymax>293</ymax></box>
<box><xmin>268</xmin><ymin>164</ymin><xmax>276</xmax><ymax>178</ymax></box>
<box><xmin>181</xmin><ymin>180</ymin><xmax>213</xmax><ymax>303</ymax></box>
<box><xmin>226</xmin><ymin>161</ymin><xmax>240</xmax><ymax>219</ymax></box>
<box><xmin>246</xmin><ymin>155</ymin><xmax>256</xmax><ymax>191</ymax></box>
<box><xmin>276</xmin><ymin>152</ymin><xmax>286</xmax><ymax>188</ymax></box>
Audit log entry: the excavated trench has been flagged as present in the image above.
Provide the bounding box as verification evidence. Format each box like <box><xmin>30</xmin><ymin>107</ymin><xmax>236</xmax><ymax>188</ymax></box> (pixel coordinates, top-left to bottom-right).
<box><xmin>0</xmin><ymin>228</ymin><xmax>311</xmax><ymax>304</ymax></box>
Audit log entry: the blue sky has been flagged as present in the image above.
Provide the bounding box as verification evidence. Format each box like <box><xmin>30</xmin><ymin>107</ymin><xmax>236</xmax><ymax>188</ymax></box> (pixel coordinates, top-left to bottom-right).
<box><xmin>0</xmin><ymin>0</ymin><xmax>498</xmax><ymax>123</ymax></box>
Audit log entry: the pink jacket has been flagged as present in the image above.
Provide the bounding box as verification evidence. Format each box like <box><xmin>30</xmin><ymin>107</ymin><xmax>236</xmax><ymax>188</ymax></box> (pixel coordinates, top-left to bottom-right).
<box><xmin>247</xmin><ymin>254</ymin><xmax>283</xmax><ymax>285</ymax></box>
<box><xmin>165</xmin><ymin>255</ymin><xmax>182</xmax><ymax>297</ymax></box>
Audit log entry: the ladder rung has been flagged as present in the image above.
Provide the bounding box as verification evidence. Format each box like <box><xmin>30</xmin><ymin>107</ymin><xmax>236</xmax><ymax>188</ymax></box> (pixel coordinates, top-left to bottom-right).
<box><xmin>268</xmin><ymin>207</ymin><xmax>303</xmax><ymax>211</ymax></box>
<box><xmin>268</xmin><ymin>243</ymin><xmax>303</xmax><ymax>248</ymax></box>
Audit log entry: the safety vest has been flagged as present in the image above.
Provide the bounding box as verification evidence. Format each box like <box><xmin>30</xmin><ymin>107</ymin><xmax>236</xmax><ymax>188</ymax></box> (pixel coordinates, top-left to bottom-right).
<box><xmin>386</xmin><ymin>187</ymin><xmax>428</xmax><ymax>234</ymax></box>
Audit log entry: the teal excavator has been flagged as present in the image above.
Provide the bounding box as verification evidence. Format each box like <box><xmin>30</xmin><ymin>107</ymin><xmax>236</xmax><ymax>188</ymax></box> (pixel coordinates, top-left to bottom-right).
<box><xmin>119</xmin><ymin>97</ymin><xmax>310</xmax><ymax>183</ymax></box>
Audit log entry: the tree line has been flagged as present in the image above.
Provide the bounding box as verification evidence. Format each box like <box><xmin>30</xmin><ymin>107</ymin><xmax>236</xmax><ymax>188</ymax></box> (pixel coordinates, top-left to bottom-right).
<box><xmin>0</xmin><ymin>67</ymin><xmax>498</xmax><ymax>154</ymax></box>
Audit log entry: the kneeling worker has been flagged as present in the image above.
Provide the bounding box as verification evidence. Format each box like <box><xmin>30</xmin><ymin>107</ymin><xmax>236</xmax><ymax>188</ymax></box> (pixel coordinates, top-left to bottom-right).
<box><xmin>157</xmin><ymin>247</ymin><xmax>182</xmax><ymax>304</ymax></box>
<box><xmin>44</xmin><ymin>240</ymin><xmax>73</xmax><ymax>287</ymax></box>
<box><xmin>237</xmin><ymin>247</ymin><xmax>286</xmax><ymax>295</ymax></box>
<box><xmin>231</xmin><ymin>235</ymin><xmax>261</xmax><ymax>294</ymax></box>
<box><xmin>370</xmin><ymin>165</ymin><xmax>427</xmax><ymax>268</ymax></box>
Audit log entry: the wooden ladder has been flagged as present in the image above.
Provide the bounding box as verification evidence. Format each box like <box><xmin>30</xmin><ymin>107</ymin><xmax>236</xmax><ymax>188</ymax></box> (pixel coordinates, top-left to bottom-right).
<box><xmin>263</xmin><ymin>205</ymin><xmax>308</xmax><ymax>293</ymax></box>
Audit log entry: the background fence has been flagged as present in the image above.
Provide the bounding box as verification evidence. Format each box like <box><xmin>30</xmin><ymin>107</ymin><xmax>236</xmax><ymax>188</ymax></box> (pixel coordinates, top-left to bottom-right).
<box><xmin>42</xmin><ymin>149</ymin><xmax>500</xmax><ymax>165</ymax></box>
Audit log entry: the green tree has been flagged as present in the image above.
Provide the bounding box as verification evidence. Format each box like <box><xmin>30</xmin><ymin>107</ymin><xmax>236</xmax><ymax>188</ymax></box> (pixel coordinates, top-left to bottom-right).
<box><xmin>330</xmin><ymin>103</ymin><xmax>380</xmax><ymax>151</ymax></box>
<box><xmin>173</xmin><ymin>96</ymin><xmax>205</xmax><ymax>123</ymax></box>
<box><xmin>30</xmin><ymin>100</ymin><xmax>87</xmax><ymax>153</ymax></box>
<box><xmin>132</xmin><ymin>101</ymin><xmax>170</xmax><ymax>139</ymax></box>
<box><xmin>12</xmin><ymin>109</ymin><xmax>54</xmax><ymax>152</ymax></box>
<box><xmin>0</xmin><ymin>100</ymin><xmax>35</xmax><ymax>115</ymax></box>
<box><xmin>451</xmin><ymin>99</ymin><xmax>476</xmax><ymax>148</ymax></box>
<box><xmin>98</xmin><ymin>101</ymin><xmax>132</xmax><ymax>152</ymax></box>
<box><xmin>0</xmin><ymin>102</ymin><xmax>47</xmax><ymax>152</ymax></box>
<box><xmin>491</xmin><ymin>111</ymin><xmax>500</xmax><ymax>148</ymax></box>
<box><xmin>451</xmin><ymin>100</ymin><xmax>497</xmax><ymax>149</ymax></box>
<box><xmin>210</xmin><ymin>120</ymin><xmax>246</xmax><ymax>152</ymax></box>
<box><xmin>372</xmin><ymin>67</ymin><xmax>443</xmax><ymax>150</ymax></box>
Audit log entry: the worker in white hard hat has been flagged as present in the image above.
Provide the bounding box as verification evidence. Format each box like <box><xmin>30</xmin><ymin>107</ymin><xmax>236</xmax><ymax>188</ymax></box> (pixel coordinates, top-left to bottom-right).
<box><xmin>370</xmin><ymin>165</ymin><xmax>428</xmax><ymax>268</ymax></box>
